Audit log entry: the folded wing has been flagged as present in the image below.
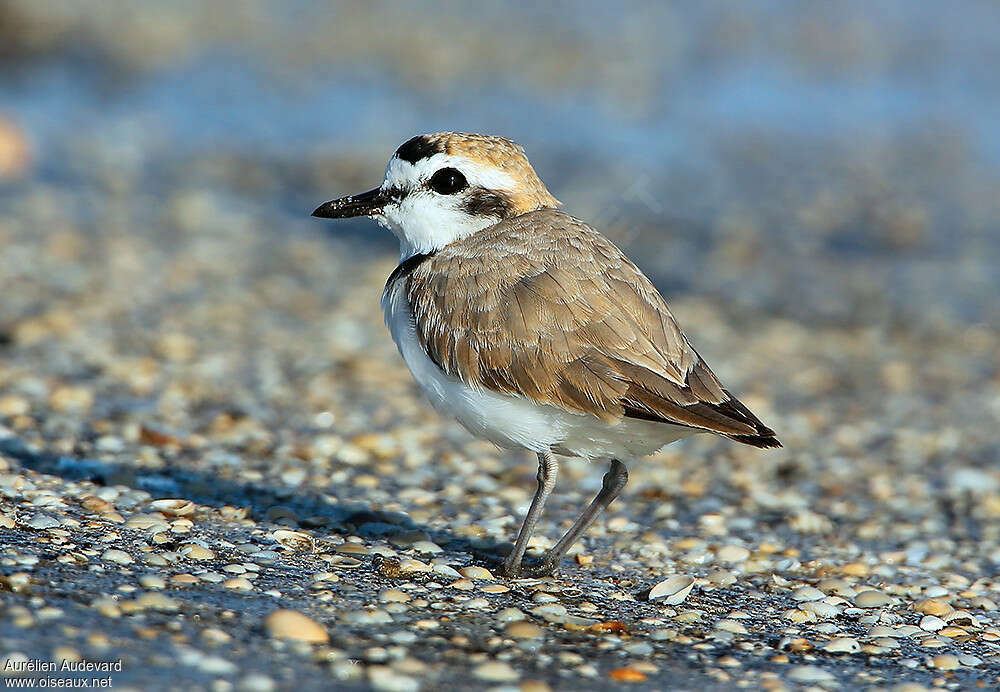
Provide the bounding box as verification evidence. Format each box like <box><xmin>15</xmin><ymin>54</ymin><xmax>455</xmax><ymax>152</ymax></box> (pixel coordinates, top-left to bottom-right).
<box><xmin>406</xmin><ymin>208</ymin><xmax>780</xmax><ymax>448</ymax></box>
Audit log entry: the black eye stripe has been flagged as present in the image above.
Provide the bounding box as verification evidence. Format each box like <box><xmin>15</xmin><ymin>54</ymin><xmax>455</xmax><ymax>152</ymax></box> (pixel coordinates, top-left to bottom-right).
<box><xmin>462</xmin><ymin>188</ymin><xmax>514</xmax><ymax>218</ymax></box>
<box><xmin>428</xmin><ymin>167</ymin><xmax>468</xmax><ymax>195</ymax></box>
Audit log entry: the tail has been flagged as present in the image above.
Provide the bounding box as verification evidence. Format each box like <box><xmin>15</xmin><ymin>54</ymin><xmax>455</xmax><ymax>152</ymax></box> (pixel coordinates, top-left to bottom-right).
<box><xmin>714</xmin><ymin>392</ymin><xmax>782</xmax><ymax>449</ymax></box>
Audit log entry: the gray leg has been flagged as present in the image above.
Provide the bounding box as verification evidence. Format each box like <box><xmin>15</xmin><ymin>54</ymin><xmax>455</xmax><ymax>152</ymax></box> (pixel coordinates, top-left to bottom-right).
<box><xmin>499</xmin><ymin>450</ymin><xmax>559</xmax><ymax>578</ymax></box>
<box><xmin>529</xmin><ymin>459</ymin><xmax>628</xmax><ymax>576</ymax></box>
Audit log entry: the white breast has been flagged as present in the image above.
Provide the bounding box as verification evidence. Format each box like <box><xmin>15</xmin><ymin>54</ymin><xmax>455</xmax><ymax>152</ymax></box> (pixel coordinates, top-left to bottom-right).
<box><xmin>382</xmin><ymin>278</ymin><xmax>697</xmax><ymax>460</ymax></box>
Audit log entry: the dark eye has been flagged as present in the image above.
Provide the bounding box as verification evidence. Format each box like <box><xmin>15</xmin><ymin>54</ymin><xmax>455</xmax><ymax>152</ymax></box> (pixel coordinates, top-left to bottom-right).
<box><xmin>428</xmin><ymin>167</ymin><xmax>468</xmax><ymax>195</ymax></box>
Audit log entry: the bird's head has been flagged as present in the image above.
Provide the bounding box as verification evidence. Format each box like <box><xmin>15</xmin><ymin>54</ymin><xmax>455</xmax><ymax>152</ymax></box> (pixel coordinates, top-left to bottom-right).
<box><xmin>312</xmin><ymin>132</ymin><xmax>560</xmax><ymax>257</ymax></box>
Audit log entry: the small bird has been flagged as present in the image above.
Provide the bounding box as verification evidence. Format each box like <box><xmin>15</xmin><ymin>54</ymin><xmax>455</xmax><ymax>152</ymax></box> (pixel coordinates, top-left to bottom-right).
<box><xmin>313</xmin><ymin>133</ymin><xmax>780</xmax><ymax>578</ymax></box>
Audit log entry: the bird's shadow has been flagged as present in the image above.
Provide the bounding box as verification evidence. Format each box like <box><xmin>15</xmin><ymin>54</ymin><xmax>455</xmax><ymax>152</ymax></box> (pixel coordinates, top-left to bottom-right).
<box><xmin>0</xmin><ymin>434</ymin><xmax>513</xmax><ymax>567</ymax></box>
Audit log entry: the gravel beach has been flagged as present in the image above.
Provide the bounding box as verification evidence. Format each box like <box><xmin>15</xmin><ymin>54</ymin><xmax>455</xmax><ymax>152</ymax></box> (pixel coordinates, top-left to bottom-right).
<box><xmin>2</xmin><ymin>2</ymin><xmax>1000</xmax><ymax>690</ymax></box>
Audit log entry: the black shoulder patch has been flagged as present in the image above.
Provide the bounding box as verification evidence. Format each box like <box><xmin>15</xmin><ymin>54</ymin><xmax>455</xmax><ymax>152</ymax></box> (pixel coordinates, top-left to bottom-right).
<box><xmin>462</xmin><ymin>187</ymin><xmax>514</xmax><ymax>218</ymax></box>
<box><xmin>383</xmin><ymin>252</ymin><xmax>436</xmax><ymax>296</ymax></box>
<box><xmin>395</xmin><ymin>136</ymin><xmax>441</xmax><ymax>164</ymax></box>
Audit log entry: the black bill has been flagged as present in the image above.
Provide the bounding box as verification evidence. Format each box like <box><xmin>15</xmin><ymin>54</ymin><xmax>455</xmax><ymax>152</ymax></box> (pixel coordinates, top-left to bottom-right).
<box><xmin>311</xmin><ymin>187</ymin><xmax>385</xmax><ymax>219</ymax></box>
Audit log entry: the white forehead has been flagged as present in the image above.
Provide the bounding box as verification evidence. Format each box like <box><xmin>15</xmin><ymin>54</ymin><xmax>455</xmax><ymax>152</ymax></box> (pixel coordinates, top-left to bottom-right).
<box><xmin>382</xmin><ymin>153</ymin><xmax>516</xmax><ymax>191</ymax></box>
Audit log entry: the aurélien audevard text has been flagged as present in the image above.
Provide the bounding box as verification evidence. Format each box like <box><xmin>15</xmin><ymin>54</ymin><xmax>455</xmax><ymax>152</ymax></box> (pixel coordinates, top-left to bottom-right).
<box><xmin>4</xmin><ymin>659</ymin><xmax>123</xmax><ymax>673</ymax></box>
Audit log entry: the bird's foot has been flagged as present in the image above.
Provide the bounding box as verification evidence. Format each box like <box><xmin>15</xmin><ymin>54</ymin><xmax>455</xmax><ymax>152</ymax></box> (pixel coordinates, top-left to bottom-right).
<box><xmin>497</xmin><ymin>557</ymin><xmax>558</xmax><ymax>579</ymax></box>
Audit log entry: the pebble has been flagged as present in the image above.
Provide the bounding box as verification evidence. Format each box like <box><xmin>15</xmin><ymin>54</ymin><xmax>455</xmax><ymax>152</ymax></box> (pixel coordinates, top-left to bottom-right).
<box><xmin>272</xmin><ymin>529</ymin><xmax>315</xmax><ymax>552</ymax></box>
<box><xmin>530</xmin><ymin>604</ymin><xmax>567</xmax><ymax>622</ymax></box>
<box><xmin>460</xmin><ymin>565</ymin><xmax>494</xmax><ymax>580</ymax></box>
<box><xmin>824</xmin><ymin>637</ymin><xmax>861</xmax><ymax>653</ymax></box>
<box><xmin>181</xmin><ymin>544</ymin><xmax>215</xmax><ymax>560</ymax></box>
<box><xmin>648</xmin><ymin>575</ymin><xmax>694</xmax><ymax>604</ymax></box>
<box><xmin>397</xmin><ymin>558</ymin><xmax>431</xmax><ymax>573</ymax></box>
<box><xmin>708</xmin><ymin>570</ymin><xmax>737</xmax><ymax>587</ymax></box>
<box><xmin>379</xmin><ymin>589</ymin><xmax>410</xmax><ymax>603</ymax></box>
<box><xmin>26</xmin><ymin>514</ymin><xmax>61</xmax><ymax>530</ymax></box>
<box><xmin>101</xmin><ymin>549</ymin><xmax>134</xmax><ymax>565</ymax></box>
<box><xmin>854</xmin><ymin>590</ymin><xmax>893</xmax><ymax>608</ymax></box>
<box><xmin>239</xmin><ymin>674</ymin><xmax>276</xmax><ymax>692</ymax></box>
<box><xmin>716</xmin><ymin>545</ymin><xmax>750</xmax><ymax>563</ymax></box>
<box><xmin>139</xmin><ymin>575</ymin><xmax>166</xmax><ymax>589</ymax></box>
<box><xmin>913</xmin><ymin>598</ymin><xmax>952</xmax><ymax>616</ymax></box>
<box><xmin>368</xmin><ymin>667</ymin><xmax>419</xmax><ymax>692</ymax></box>
<box><xmin>793</xmin><ymin>586</ymin><xmax>825</xmax><ymax>602</ymax></box>
<box><xmin>787</xmin><ymin>666</ymin><xmax>835</xmax><ymax>683</ymax></box>
<box><xmin>473</xmin><ymin>661</ymin><xmax>520</xmax><ymax>682</ymax></box>
<box><xmin>919</xmin><ymin>615</ymin><xmax>945</xmax><ymax>632</ymax></box>
<box><xmin>929</xmin><ymin>654</ymin><xmax>960</xmax><ymax>670</ymax></box>
<box><xmin>150</xmin><ymin>499</ymin><xmax>195</xmax><ymax>516</ymax></box>
<box><xmin>481</xmin><ymin>583</ymin><xmax>510</xmax><ymax>593</ymax></box>
<box><xmin>264</xmin><ymin>610</ymin><xmax>329</xmax><ymax>643</ymax></box>
<box><xmin>495</xmin><ymin>607</ymin><xmax>527</xmax><ymax>623</ymax></box>
<box><xmin>505</xmin><ymin>622</ymin><xmax>544</xmax><ymax>639</ymax></box>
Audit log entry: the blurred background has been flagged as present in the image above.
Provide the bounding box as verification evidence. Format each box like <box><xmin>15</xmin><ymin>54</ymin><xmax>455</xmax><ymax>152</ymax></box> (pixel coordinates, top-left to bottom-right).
<box><xmin>1</xmin><ymin>2</ymin><xmax>998</xmax><ymax>499</ymax></box>
<box><xmin>3</xmin><ymin>0</ymin><xmax>999</xmax><ymax>327</ymax></box>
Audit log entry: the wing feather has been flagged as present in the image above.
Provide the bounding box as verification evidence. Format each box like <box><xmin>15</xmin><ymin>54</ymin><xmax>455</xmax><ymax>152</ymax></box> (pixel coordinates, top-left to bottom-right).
<box><xmin>405</xmin><ymin>209</ymin><xmax>779</xmax><ymax>447</ymax></box>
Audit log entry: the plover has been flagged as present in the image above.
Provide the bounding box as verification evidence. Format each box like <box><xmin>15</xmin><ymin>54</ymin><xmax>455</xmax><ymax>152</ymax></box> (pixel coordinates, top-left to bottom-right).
<box><xmin>313</xmin><ymin>132</ymin><xmax>780</xmax><ymax>577</ymax></box>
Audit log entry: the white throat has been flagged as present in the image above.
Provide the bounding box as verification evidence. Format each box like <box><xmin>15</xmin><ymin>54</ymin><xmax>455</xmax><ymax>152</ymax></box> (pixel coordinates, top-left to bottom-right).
<box><xmin>377</xmin><ymin>153</ymin><xmax>516</xmax><ymax>259</ymax></box>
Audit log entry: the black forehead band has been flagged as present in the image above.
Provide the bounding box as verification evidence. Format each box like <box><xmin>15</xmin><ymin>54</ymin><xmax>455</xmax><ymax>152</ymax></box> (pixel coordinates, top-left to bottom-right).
<box><xmin>395</xmin><ymin>135</ymin><xmax>443</xmax><ymax>164</ymax></box>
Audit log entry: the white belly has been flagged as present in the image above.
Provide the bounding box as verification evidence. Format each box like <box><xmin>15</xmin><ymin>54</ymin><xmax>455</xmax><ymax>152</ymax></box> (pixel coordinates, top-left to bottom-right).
<box><xmin>382</xmin><ymin>280</ymin><xmax>696</xmax><ymax>460</ymax></box>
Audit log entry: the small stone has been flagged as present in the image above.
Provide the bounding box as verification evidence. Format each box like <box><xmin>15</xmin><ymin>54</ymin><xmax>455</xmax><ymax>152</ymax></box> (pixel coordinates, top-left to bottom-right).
<box><xmin>802</xmin><ymin>601</ymin><xmax>841</xmax><ymax>618</ymax></box>
<box><xmin>411</xmin><ymin>540</ymin><xmax>443</xmax><ymax>554</ymax></box>
<box><xmin>495</xmin><ymin>607</ymin><xmax>527</xmax><ymax>623</ymax></box>
<box><xmin>101</xmin><ymin>549</ymin><xmax>134</xmax><ymax>565</ymax></box>
<box><xmin>787</xmin><ymin>666</ymin><xmax>835</xmax><ymax>683</ymax></box>
<box><xmin>432</xmin><ymin>563</ymin><xmax>462</xmax><ymax>578</ymax></box>
<box><xmin>460</xmin><ymin>565</ymin><xmax>494</xmax><ymax>580</ymax></box>
<box><xmin>919</xmin><ymin>615</ymin><xmax>945</xmax><ymax>632</ymax></box>
<box><xmin>132</xmin><ymin>593</ymin><xmax>178</xmax><ymax>611</ymax></box>
<box><xmin>608</xmin><ymin>668</ymin><xmax>647</xmax><ymax>682</ymax></box>
<box><xmin>138</xmin><ymin>575</ymin><xmax>166</xmax><ymax>590</ymax></box>
<box><xmin>473</xmin><ymin>661</ymin><xmax>519</xmax><ymax>682</ymax></box>
<box><xmin>913</xmin><ymin>599</ymin><xmax>952</xmax><ymax>616</ymax></box>
<box><xmin>379</xmin><ymin>589</ymin><xmax>410</xmax><ymax>603</ymax></box>
<box><xmin>26</xmin><ymin>515</ymin><xmax>61</xmax><ymax>530</ymax></box>
<box><xmin>239</xmin><ymin>674</ymin><xmax>276</xmax><ymax>692</ymax></box>
<box><xmin>223</xmin><ymin>578</ymin><xmax>253</xmax><ymax>590</ymax></box>
<box><xmin>716</xmin><ymin>545</ymin><xmax>750</xmax><ymax>563</ymax></box>
<box><xmin>181</xmin><ymin>544</ymin><xmax>215</xmax><ymax>560</ymax></box>
<box><xmin>854</xmin><ymin>590</ymin><xmax>892</xmax><ymax>608</ymax></box>
<box><xmin>0</xmin><ymin>395</ymin><xmax>30</xmax><ymax>416</ymax></box>
<box><xmin>171</xmin><ymin>574</ymin><xmax>201</xmax><ymax>585</ymax></box>
<box><xmin>930</xmin><ymin>654</ymin><xmax>960</xmax><ymax>670</ymax></box>
<box><xmin>708</xmin><ymin>570</ymin><xmax>737</xmax><ymax>587</ymax></box>
<box><xmin>840</xmin><ymin>562</ymin><xmax>870</xmax><ymax>577</ymax></box>
<box><xmin>272</xmin><ymin>529</ymin><xmax>315</xmax><ymax>552</ymax></box>
<box><xmin>648</xmin><ymin>575</ymin><xmax>694</xmax><ymax>604</ymax></box>
<box><xmin>150</xmin><ymin>499</ymin><xmax>195</xmax><ymax>516</ymax></box>
<box><xmin>264</xmin><ymin>610</ymin><xmax>329</xmax><ymax>643</ymax></box>
<box><xmin>368</xmin><ymin>666</ymin><xmax>419</xmax><ymax>692</ymax></box>
<box><xmin>793</xmin><ymin>586</ymin><xmax>825</xmax><ymax>602</ymax></box>
<box><xmin>530</xmin><ymin>604</ymin><xmax>568</xmax><ymax>622</ymax></box>
<box><xmin>481</xmin><ymin>583</ymin><xmax>510</xmax><ymax>593</ymax></box>
<box><xmin>202</xmin><ymin>629</ymin><xmax>232</xmax><ymax>645</ymax></box>
<box><xmin>520</xmin><ymin>682</ymin><xmax>553</xmax><ymax>692</ymax></box>
<box><xmin>505</xmin><ymin>621</ymin><xmax>544</xmax><ymax>639</ymax></box>
<box><xmin>823</xmin><ymin>637</ymin><xmax>861</xmax><ymax>654</ymax></box>
<box><xmin>715</xmin><ymin>619</ymin><xmax>748</xmax><ymax>634</ymax></box>
<box><xmin>397</xmin><ymin>558</ymin><xmax>430</xmax><ymax>573</ymax></box>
